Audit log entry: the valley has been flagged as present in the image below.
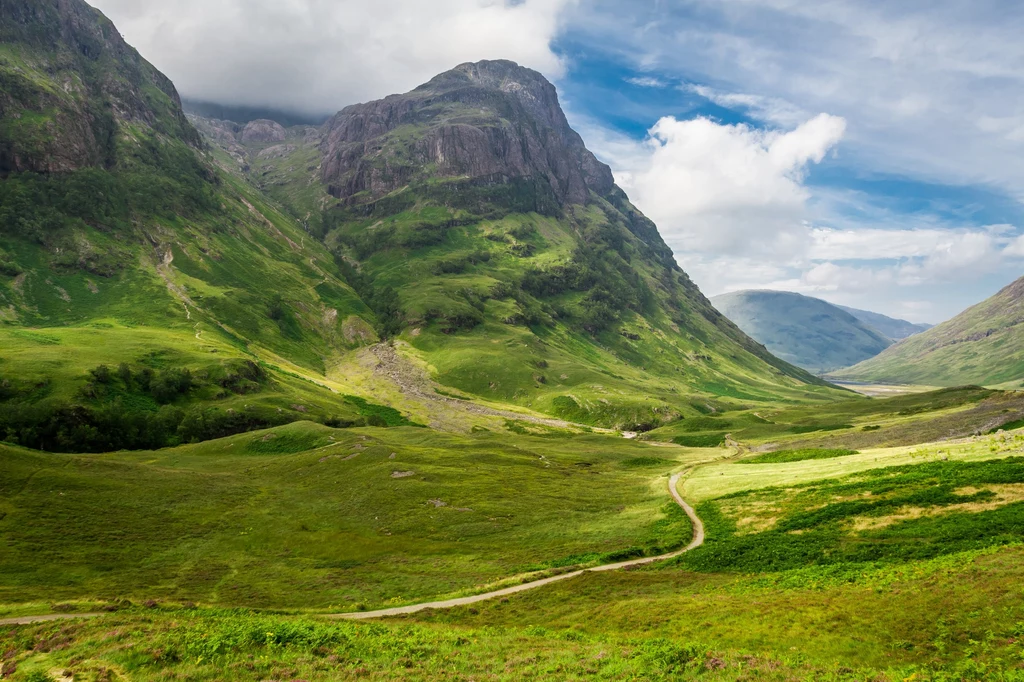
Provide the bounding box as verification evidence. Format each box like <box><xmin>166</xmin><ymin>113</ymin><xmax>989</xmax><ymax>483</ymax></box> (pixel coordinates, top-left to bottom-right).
<box><xmin>2</xmin><ymin>1</ymin><xmax>1024</xmax><ymax>680</ymax></box>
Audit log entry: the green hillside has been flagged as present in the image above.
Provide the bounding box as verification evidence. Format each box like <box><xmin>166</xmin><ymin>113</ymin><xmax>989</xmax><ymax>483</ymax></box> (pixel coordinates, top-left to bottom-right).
<box><xmin>0</xmin><ymin>0</ymin><xmax>849</xmax><ymax>454</ymax></box>
<box><xmin>834</xmin><ymin>275</ymin><xmax>1024</xmax><ymax>386</ymax></box>
<box><xmin>187</xmin><ymin>61</ymin><xmax>845</xmax><ymax>428</ymax></box>
<box><xmin>710</xmin><ymin>290</ymin><xmax>893</xmax><ymax>373</ymax></box>
<box><xmin>0</xmin><ymin>0</ymin><xmax>403</xmax><ymax>451</ymax></box>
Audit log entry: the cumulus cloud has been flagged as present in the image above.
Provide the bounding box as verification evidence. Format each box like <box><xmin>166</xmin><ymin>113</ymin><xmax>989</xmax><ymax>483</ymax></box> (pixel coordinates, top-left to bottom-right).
<box><xmin>578</xmin><ymin>108</ymin><xmax>1024</xmax><ymax>322</ymax></box>
<box><xmin>90</xmin><ymin>0</ymin><xmax>575</xmax><ymax>113</ymax></box>
<box><xmin>614</xmin><ymin>113</ymin><xmax>845</xmax><ymax>254</ymax></box>
<box><xmin>568</xmin><ymin>0</ymin><xmax>1024</xmax><ymax>199</ymax></box>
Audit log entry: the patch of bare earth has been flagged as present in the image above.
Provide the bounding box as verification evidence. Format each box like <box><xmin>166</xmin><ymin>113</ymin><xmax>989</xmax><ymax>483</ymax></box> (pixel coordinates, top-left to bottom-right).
<box><xmin>367</xmin><ymin>343</ymin><xmax>581</xmax><ymax>429</ymax></box>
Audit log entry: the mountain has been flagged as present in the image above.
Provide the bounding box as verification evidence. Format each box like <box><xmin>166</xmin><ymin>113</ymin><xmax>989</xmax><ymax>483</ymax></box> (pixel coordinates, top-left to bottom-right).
<box><xmin>0</xmin><ymin>0</ymin><xmax>381</xmax><ymax>451</ymax></box>
<box><xmin>710</xmin><ymin>290</ymin><xmax>893</xmax><ymax>373</ymax></box>
<box><xmin>0</xmin><ymin>0</ymin><xmax>842</xmax><ymax>454</ymax></box>
<box><xmin>835</xmin><ymin>305</ymin><xmax>932</xmax><ymax>341</ymax></box>
<box><xmin>0</xmin><ymin>0</ymin><xmax>201</xmax><ymax>173</ymax></box>
<box><xmin>195</xmin><ymin>59</ymin><xmax>844</xmax><ymax>423</ymax></box>
<box><xmin>833</xmin><ymin>275</ymin><xmax>1024</xmax><ymax>387</ymax></box>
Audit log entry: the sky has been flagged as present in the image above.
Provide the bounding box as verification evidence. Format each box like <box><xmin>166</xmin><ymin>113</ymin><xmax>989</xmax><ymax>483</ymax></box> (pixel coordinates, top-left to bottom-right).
<box><xmin>89</xmin><ymin>0</ymin><xmax>1024</xmax><ymax>324</ymax></box>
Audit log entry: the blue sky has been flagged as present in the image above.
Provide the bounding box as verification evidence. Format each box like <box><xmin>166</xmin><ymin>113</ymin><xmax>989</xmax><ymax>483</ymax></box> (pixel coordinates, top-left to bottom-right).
<box><xmin>92</xmin><ymin>0</ymin><xmax>1024</xmax><ymax>323</ymax></box>
<box><xmin>547</xmin><ymin>0</ymin><xmax>1024</xmax><ymax>323</ymax></box>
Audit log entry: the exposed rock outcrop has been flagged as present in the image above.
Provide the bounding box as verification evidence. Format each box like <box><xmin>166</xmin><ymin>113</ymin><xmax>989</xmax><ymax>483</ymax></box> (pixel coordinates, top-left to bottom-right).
<box><xmin>320</xmin><ymin>60</ymin><xmax>615</xmax><ymax>207</ymax></box>
<box><xmin>241</xmin><ymin>119</ymin><xmax>287</xmax><ymax>144</ymax></box>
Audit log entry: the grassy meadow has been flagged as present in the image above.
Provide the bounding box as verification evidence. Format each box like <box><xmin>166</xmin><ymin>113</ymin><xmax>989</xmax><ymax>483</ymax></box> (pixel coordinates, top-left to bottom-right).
<box><xmin>0</xmin><ymin>422</ymin><xmax>705</xmax><ymax>612</ymax></box>
<box><xmin>3</xmin><ymin>411</ymin><xmax>1024</xmax><ymax>680</ymax></box>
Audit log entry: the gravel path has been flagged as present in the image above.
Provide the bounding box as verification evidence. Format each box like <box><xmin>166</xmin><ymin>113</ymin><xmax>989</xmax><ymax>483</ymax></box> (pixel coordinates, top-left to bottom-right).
<box><xmin>330</xmin><ymin>470</ymin><xmax>703</xmax><ymax>621</ymax></box>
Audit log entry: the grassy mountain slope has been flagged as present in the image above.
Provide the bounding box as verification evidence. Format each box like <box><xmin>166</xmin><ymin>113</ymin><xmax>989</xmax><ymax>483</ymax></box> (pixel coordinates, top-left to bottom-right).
<box><xmin>195</xmin><ymin>61</ymin><xmax>843</xmax><ymax>429</ymax></box>
<box><xmin>834</xmin><ymin>275</ymin><xmax>1024</xmax><ymax>387</ymax></box>
<box><xmin>835</xmin><ymin>304</ymin><xmax>932</xmax><ymax>340</ymax></box>
<box><xmin>0</xmin><ymin>0</ymin><xmax>844</xmax><ymax>447</ymax></box>
<box><xmin>0</xmin><ymin>0</ymin><xmax>395</xmax><ymax>450</ymax></box>
<box><xmin>710</xmin><ymin>290</ymin><xmax>893</xmax><ymax>373</ymax></box>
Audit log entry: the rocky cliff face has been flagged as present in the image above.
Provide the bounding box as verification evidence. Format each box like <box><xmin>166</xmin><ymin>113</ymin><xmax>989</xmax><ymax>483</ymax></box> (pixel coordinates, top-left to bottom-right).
<box><xmin>241</xmin><ymin>119</ymin><xmax>287</xmax><ymax>144</ymax></box>
<box><xmin>0</xmin><ymin>0</ymin><xmax>200</xmax><ymax>174</ymax></box>
<box><xmin>320</xmin><ymin>60</ymin><xmax>615</xmax><ymax>207</ymax></box>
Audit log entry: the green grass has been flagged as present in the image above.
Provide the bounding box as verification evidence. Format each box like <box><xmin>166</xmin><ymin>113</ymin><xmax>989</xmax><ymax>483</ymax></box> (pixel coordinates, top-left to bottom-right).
<box><xmin>681</xmin><ymin>428</ymin><xmax>1024</xmax><ymax>501</ymax></box>
<box><xmin>0</xmin><ymin>422</ymin><xmax>701</xmax><ymax>611</ymax></box>
<box><xmin>0</xmin><ymin>604</ymin><xmax>972</xmax><ymax>682</ymax></box>
<box><xmin>671</xmin><ymin>433</ymin><xmax>726</xmax><ymax>447</ymax></box>
<box><xmin>681</xmin><ymin>456</ymin><xmax>1024</xmax><ymax>573</ymax></box>
<box><xmin>7</xmin><ymin>447</ymin><xmax>1024</xmax><ymax>680</ymax></box>
<box><xmin>343</xmin><ymin>395</ymin><xmax>422</xmax><ymax>427</ymax></box>
<box><xmin>403</xmin><ymin>545</ymin><xmax>1024</xmax><ymax>679</ymax></box>
<box><xmin>647</xmin><ymin>385</ymin><xmax>1024</xmax><ymax>453</ymax></box>
<box><xmin>739</xmin><ymin>447</ymin><xmax>858</xmax><ymax>464</ymax></box>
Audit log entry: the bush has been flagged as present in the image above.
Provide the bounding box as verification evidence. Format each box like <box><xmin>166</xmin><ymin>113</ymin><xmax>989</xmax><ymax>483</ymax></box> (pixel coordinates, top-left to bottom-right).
<box><xmin>150</xmin><ymin>367</ymin><xmax>194</xmax><ymax>403</ymax></box>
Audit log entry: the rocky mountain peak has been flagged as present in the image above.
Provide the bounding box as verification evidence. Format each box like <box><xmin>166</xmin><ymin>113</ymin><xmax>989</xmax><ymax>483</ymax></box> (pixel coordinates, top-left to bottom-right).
<box><xmin>319</xmin><ymin>59</ymin><xmax>614</xmax><ymax>207</ymax></box>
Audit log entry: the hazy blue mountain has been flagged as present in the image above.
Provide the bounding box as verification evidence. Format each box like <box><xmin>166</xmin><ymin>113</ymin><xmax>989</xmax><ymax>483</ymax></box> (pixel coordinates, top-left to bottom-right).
<box><xmin>710</xmin><ymin>290</ymin><xmax>894</xmax><ymax>374</ymax></box>
<box><xmin>836</xmin><ymin>305</ymin><xmax>932</xmax><ymax>341</ymax></box>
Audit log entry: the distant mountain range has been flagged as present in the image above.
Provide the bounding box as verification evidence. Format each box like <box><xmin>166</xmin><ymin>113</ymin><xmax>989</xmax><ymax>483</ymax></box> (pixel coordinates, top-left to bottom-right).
<box><xmin>835</xmin><ymin>305</ymin><xmax>932</xmax><ymax>341</ymax></box>
<box><xmin>710</xmin><ymin>290</ymin><xmax>929</xmax><ymax>374</ymax></box>
<box><xmin>833</xmin><ymin>275</ymin><xmax>1024</xmax><ymax>387</ymax></box>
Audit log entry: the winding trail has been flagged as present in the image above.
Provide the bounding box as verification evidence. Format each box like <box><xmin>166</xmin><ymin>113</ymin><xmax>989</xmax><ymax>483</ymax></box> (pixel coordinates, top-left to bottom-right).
<box><xmin>330</xmin><ymin>471</ymin><xmax>703</xmax><ymax>621</ymax></box>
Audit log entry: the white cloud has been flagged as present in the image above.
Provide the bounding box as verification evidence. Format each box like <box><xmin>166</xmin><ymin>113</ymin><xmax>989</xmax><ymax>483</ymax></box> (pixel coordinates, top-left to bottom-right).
<box><xmin>807</xmin><ymin>227</ymin><xmax>1001</xmax><ymax>262</ymax></box>
<box><xmin>577</xmin><ymin>109</ymin><xmax>1024</xmax><ymax>323</ymax></box>
<box><xmin>682</xmin><ymin>84</ymin><xmax>808</xmax><ymax>127</ymax></box>
<box><xmin>90</xmin><ymin>0</ymin><xmax>575</xmax><ymax>113</ymax></box>
<box><xmin>613</xmin><ymin>113</ymin><xmax>845</xmax><ymax>254</ymax></box>
<box><xmin>625</xmin><ymin>76</ymin><xmax>668</xmax><ymax>88</ymax></box>
<box><xmin>568</xmin><ymin>0</ymin><xmax>1024</xmax><ymax>200</ymax></box>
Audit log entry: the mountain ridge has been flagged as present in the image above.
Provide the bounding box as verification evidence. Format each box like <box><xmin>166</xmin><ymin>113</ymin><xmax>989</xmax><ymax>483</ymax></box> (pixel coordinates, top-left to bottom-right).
<box><xmin>710</xmin><ymin>289</ymin><xmax>894</xmax><ymax>373</ymax></box>
<box><xmin>835</xmin><ymin>304</ymin><xmax>932</xmax><ymax>341</ymax></box>
<box><xmin>320</xmin><ymin>59</ymin><xmax>615</xmax><ymax>208</ymax></box>
<box><xmin>833</xmin><ymin>274</ymin><xmax>1024</xmax><ymax>386</ymax></box>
